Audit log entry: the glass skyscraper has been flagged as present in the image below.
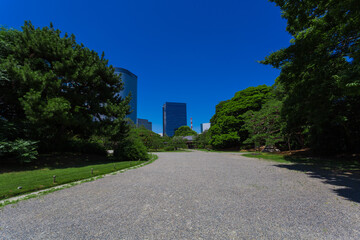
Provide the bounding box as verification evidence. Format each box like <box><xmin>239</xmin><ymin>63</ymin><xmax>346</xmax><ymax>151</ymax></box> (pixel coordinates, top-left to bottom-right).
<box><xmin>163</xmin><ymin>102</ymin><xmax>187</xmax><ymax>137</ymax></box>
<box><xmin>115</xmin><ymin>67</ymin><xmax>137</xmax><ymax>124</ymax></box>
<box><xmin>137</xmin><ymin>118</ymin><xmax>152</xmax><ymax>131</ymax></box>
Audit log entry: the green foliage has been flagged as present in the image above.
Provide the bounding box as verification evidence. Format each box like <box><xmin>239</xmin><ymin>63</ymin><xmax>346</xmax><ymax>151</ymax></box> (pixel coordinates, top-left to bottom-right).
<box><xmin>0</xmin><ymin>139</ymin><xmax>38</xmax><ymax>164</ymax></box>
<box><xmin>39</xmin><ymin>138</ymin><xmax>107</xmax><ymax>156</ymax></box>
<box><xmin>262</xmin><ymin>0</ymin><xmax>360</xmax><ymax>153</ymax></box>
<box><xmin>164</xmin><ymin>146</ymin><xmax>175</xmax><ymax>151</ymax></box>
<box><xmin>165</xmin><ymin>136</ymin><xmax>187</xmax><ymax>150</ymax></box>
<box><xmin>135</xmin><ymin>127</ymin><xmax>164</xmax><ymax>150</ymax></box>
<box><xmin>113</xmin><ymin>129</ymin><xmax>149</xmax><ymax>161</ymax></box>
<box><xmin>243</xmin><ymin>99</ymin><xmax>284</xmax><ymax>148</ymax></box>
<box><xmin>174</xmin><ymin>126</ymin><xmax>197</xmax><ymax>136</ymax></box>
<box><xmin>195</xmin><ymin>130</ymin><xmax>212</xmax><ymax>149</ymax></box>
<box><xmin>0</xmin><ymin>22</ymin><xmax>130</xmax><ymax>152</ymax></box>
<box><xmin>209</xmin><ymin>85</ymin><xmax>274</xmax><ymax>149</ymax></box>
<box><xmin>0</xmin><ymin>119</ymin><xmax>38</xmax><ymax>163</ymax></box>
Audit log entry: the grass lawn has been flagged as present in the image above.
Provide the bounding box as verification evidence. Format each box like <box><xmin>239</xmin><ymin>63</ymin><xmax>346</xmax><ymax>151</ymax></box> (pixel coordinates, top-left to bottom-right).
<box><xmin>0</xmin><ymin>153</ymin><xmax>148</xmax><ymax>200</ymax></box>
<box><xmin>242</xmin><ymin>152</ymin><xmax>360</xmax><ymax>171</ymax></box>
<box><xmin>242</xmin><ymin>152</ymin><xmax>291</xmax><ymax>163</ymax></box>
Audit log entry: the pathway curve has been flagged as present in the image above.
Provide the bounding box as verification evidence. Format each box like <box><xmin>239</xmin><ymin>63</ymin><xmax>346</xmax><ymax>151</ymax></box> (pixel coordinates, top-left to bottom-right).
<box><xmin>1</xmin><ymin>151</ymin><xmax>359</xmax><ymax>239</ymax></box>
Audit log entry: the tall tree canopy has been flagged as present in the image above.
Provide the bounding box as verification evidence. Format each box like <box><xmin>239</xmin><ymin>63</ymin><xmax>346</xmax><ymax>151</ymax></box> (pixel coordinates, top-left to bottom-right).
<box><xmin>262</xmin><ymin>0</ymin><xmax>360</xmax><ymax>153</ymax></box>
<box><xmin>0</xmin><ymin>22</ymin><xmax>130</xmax><ymax>150</ymax></box>
<box><xmin>243</xmin><ymin>99</ymin><xmax>284</xmax><ymax>148</ymax></box>
<box><xmin>134</xmin><ymin>127</ymin><xmax>164</xmax><ymax>150</ymax></box>
<box><xmin>174</xmin><ymin>126</ymin><xmax>197</xmax><ymax>137</ymax></box>
<box><xmin>209</xmin><ymin>85</ymin><xmax>273</xmax><ymax>149</ymax></box>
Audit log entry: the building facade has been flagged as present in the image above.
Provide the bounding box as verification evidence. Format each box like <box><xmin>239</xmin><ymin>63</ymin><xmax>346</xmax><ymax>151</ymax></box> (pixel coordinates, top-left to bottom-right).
<box><xmin>115</xmin><ymin>67</ymin><xmax>138</xmax><ymax>124</ymax></box>
<box><xmin>163</xmin><ymin>102</ymin><xmax>187</xmax><ymax>137</ymax></box>
<box><xmin>137</xmin><ymin>118</ymin><xmax>152</xmax><ymax>131</ymax></box>
<box><xmin>200</xmin><ymin>123</ymin><xmax>211</xmax><ymax>133</ymax></box>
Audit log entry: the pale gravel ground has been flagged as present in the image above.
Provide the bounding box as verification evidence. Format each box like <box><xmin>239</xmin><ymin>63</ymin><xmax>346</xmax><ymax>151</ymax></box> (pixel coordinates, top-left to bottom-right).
<box><xmin>0</xmin><ymin>151</ymin><xmax>359</xmax><ymax>239</ymax></box>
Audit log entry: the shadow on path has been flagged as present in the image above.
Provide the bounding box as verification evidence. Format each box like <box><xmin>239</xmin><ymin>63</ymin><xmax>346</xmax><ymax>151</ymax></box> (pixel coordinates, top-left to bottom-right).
<box><xmin>275</xmin><ymin>163</ymin><xmax>360</xmax><ymax>203</ymax></box>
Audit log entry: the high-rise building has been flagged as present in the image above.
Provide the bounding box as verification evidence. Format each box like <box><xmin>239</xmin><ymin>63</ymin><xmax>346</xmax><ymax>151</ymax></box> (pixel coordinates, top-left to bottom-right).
<box><xmin>137</xmin><ymin>118</ymin><xmax>152</xmax><ymax>131</ymax></box>
<box><xmin>163</xmin><ymin>102</ymin><xmax>187</xmax><ymax>137</ymax></box>
<box><xmin>200</xmin><ymin>123</ymin><xmax>211</xmax><ymax>133</ymax></box>
<box><xmin>115</xmin><ymin>67</ymin><xmax>137</xmax><ymax>124</ymax></box>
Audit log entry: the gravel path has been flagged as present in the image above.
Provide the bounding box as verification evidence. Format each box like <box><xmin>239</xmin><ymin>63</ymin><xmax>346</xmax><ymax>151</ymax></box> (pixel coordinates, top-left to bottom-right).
<box><xmin>1</xmin><ymin>151</ymin><xmax>360</xmax><ymax>239</ymax></box>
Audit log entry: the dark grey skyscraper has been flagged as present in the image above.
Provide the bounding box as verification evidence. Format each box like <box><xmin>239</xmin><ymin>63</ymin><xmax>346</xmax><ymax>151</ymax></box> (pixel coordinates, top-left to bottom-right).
<box><xmin>115</xmin><ymin>67</ymin><xmax>137</xmax><ymax>124</ymax></box>
<box><xmin>137</xmin><ymin>118</ymin><xmax>152</xmax><ymax>131</ymax></box>
<box><xmin>163</xmin><ymin>102</ymin><xmax>187</xmax><ymax>137</ymax></box>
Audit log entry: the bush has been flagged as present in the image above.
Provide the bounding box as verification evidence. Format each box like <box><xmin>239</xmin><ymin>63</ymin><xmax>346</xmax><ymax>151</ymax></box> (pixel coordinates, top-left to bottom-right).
<box><xmin>195</xmin><ymin>130</ymin><xmax>211</xmax><ymax>149</ymax></box>
<box><xmin>134</xmin><ymin>127</ymin><xmax>164</xmax><ymax>150</ymax></box>
<box><xmin>169</xmin><ymin>136</ymin><xmax>187</xmax><ymax>150</ymax></box>
<box><xmin>205</xmin><ymin>145</ymin><xmax>213</xmax><ymax>150</ymax></box>
<box><xmin>113</xmin><ymin>129</ymin><xmax>149</xmax><ymax>161</ymax></box>
<box><xmin>0</xmin><ymin>139</ymin><xmax>38</xmax><ymax>163</ymax></box>
<box><xmin>76</xmin><ymin>140</ymin><xmax>107</xmax><ymax>156</ymax></box>
<box><xmin>164</xmin><ymin>146</ymin><xmax>175</xmax><ymax>151</ymax></box>
<box><xmin>39</xmin><ymin>138</ymin><xmax>107</xmax><ymax>156</ymax></box>
<box><xmin>0</xmin><ymin>119</ymin><xmax>38</xmax><ymax>163</ymax></box>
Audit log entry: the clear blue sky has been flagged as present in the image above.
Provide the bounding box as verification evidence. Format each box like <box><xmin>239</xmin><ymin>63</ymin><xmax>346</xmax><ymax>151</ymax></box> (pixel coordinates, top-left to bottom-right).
<box><xmin>1</xmin><ymin>0</ymin><xmax>291</xmax><ymax>133</ymax></box>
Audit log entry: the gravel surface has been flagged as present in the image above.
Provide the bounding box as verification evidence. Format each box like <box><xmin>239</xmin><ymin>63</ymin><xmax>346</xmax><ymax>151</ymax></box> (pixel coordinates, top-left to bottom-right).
<box><xmin>1</xmin><ymin>151</ymin><xmax>359</xmax><ymax>239</ymax></box>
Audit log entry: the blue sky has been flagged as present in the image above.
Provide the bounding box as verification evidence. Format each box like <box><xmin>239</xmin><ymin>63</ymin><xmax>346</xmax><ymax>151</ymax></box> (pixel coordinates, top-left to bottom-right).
<box><xmin>1</xmin><ymin>0</ymin><xmax>291</xmax><ymax>133</ymax></box>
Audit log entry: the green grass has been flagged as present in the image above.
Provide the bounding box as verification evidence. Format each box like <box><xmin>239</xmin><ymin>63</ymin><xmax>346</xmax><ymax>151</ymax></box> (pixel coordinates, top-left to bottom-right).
<box><xmin>242</xmin><ymin>152</ymin><xmax>291</xmax><ymax>163</ymax></box>
<box><xmin>0</xmin><ymin>154</ymin><xmax>147</xmax><ymax>200</ymax></box>
<box><xmin>242</xmin><ymin>152</ymin><xmax>360</xmax><ymax>171</ymax></box>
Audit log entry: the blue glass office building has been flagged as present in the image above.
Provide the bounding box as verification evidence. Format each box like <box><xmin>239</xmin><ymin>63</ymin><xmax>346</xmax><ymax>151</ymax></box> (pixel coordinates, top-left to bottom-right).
<box><xmin>163</xmin><ymin>102</ymin><xmax>187</xmax><ymax>137</ymax></box>
<box><xmin>137</xmin><ymin>118</ymin><xmax>152</xmax><ymax>131</ymax></box>
<box><xmin>115</xmin><ymin>67</ymin><xmax>137</xmax><ymax>124</ymax></box>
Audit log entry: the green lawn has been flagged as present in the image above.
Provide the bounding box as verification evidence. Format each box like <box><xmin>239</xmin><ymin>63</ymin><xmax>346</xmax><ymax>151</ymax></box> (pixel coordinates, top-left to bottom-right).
<box><xmin>242</xmin><ymin>152</ymin><xmax>360</xmax><ymax>171</ymax></box>
<box><xmin>0</xmin><ymin>154</ymin><xmax>149</xmax><ymax>200</ymax></box>
<box><xmin>242</xmin><ymin>152</ymin><xmax>291</xmax><ymax>163</ymax></box>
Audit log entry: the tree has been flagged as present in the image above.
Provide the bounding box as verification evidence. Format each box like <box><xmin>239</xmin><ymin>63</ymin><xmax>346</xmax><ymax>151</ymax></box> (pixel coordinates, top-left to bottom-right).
<box><xmin>195</xmin><ymin>130</ymin><xmax>212</xmax><ymax>149</ymax></box>
<box><xmin>174</xmin><ymin>126</ymin><xmax>197</xmax><ymax>136</ymax></box>
<box><xmin>113</xmin><ymin>128</ymin><xmax>149</xmax><ymax>161</ymax></box>
<box><xmin>0</xmin><ymin>22</ymin><xmax>130</xmax><ymax>151</ymax></box>
<box><xmin>209</xmin><ymin>85</ymin><xmax>273</xmax><ymax>149</ymax></box>
<box><xmin>261</xmin><ymin>0</ymin><xmax>360</xmax><ymax>153</ymax></box>
<box><xmin>243</xmin><ymin>99</ymin><xmax>284</xmax><ymax>149</ymax></box>
<box><xmin>169</xmin><ymin>136</ymin><xmax>187</xmax><ymax>150</ymax></box>
<box><xmin>135</xmin><ymin>127</ymin><xmax>164</xmax><ymax>151</ymax></box>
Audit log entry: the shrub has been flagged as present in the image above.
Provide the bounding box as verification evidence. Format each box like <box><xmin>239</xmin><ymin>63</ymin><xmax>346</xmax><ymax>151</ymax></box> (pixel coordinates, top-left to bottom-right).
<box><xmin>164</xmin><ymin>146</ymin><xmax>175</xmax><ymax>151</ymax></box>
<box><xmin>0</xmin><ymin>139</ymin><xmax>38</xmax><ymax>163</ymax></box>
<box><xmin>39</xmin><ymin>138</ymin><xmax>107</xmax><ymax>156</ymax></box>
<box><xmin>168</xmin><ymin>136</ymin><xmax>186</xmax><ymax>150</ymax></box>
<box><xmin>113</xmin><ymin>129</ymin><xmax>149</xmax><ymax>161</ymax></box>
<box><xmin>0</xmin><ymin>119</ymin><xmax>38</xmax><ymax>163</ymax></box>
<box><xmin>195</xmin><ymin>130</ymin><xmax>211</xmax><ymax>149</ymax></box>
<box><xmin>205</xmin><ymin>145</ymin><xmax>213</xmax><ymax>150</ymax></box>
